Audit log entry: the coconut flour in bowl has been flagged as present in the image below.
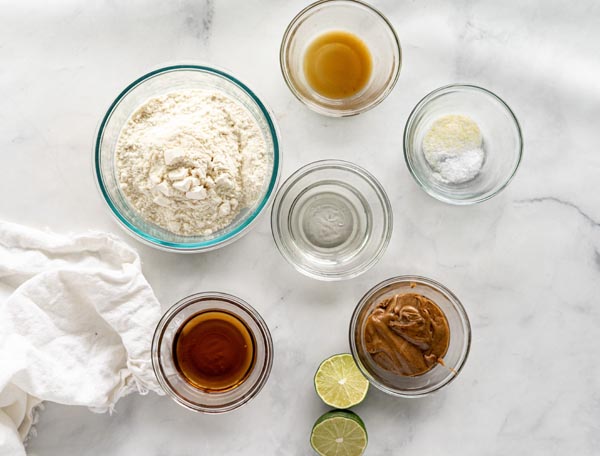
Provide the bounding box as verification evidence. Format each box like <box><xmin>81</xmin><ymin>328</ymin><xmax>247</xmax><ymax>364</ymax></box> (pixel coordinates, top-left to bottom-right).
<box><xmin>115</xmin><ymin>89</ymin><xmax>268</xmax><ymax>236</ymax></box>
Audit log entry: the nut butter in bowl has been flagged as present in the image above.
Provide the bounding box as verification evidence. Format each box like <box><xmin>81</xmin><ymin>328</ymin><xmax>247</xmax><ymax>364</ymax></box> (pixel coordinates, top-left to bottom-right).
<box><xmin>349</xmin><ymin>276</ymin><xmax>471</xmax><ymax>397</ymax></box>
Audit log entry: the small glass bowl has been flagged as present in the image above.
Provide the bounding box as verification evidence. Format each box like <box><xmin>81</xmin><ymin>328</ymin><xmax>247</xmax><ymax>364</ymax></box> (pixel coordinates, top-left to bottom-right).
<box><xmin>271</xmin><ymin>160</ymin><xmax>392</xmax><ymax>281</ymax></box>
<box><xmin>151</xmin><ymin>292</ymin><xmax>273</xmax><ymax>413</ymax></box>
<box><xmin>349</xmin><ymin>276</ymin><xmax>471</xmax><ymax>397</ymax></box>
<box><xmin>404</xmin><ymin>84</ymin><xmax>523</xmax><ymax>204</ymax></box>
<box><xmin>94</xmin><ymin>65</ymin><xmax>281</xmax><ymax>252</ymax></box>
<box><xmin>280</xmin><ymin>0</ymin><xmax>401</xmax><ymax>117</ymax></box>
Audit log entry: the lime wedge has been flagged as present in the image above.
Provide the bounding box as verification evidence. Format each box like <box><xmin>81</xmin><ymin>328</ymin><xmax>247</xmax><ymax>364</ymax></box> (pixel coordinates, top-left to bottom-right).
<box><xmin>314</xmin><ymin>353</ymin><xmax>369</xmax><ymax>409</ymax></box>
<box><xmin>310</xmin><ymin>410</ymin><xmax>368</xmax><ymax>456</ymax></box>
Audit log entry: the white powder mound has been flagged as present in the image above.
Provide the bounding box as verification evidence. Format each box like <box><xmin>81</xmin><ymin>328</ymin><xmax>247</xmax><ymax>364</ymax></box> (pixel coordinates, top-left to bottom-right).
<box><xmin>422</xmin><ymin>114</ymin><xmax>485</xmax><ymax>184</ymax></box>
<box><xmin>429</xmin><ymin>148</ymin><xmax>484</xmax><ymax>184</ymax></box>
<box><xmin>115</xmin><ymin>89</ymin><xmax>269</xmax><ymax>236</ymax></box>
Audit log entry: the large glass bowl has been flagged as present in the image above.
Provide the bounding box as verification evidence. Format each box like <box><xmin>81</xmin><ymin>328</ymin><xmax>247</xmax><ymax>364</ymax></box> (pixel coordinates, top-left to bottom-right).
<box><xmin>349</xmin><ymin>276</ymin><xmax>471</xmax><ymax>397</ymax></box>
<box><xmin>94</xmin><ymin>65</ymin><xmax>281</xmax><ymax>252</ymax></box>
<box><xmin>404</xmin><ymin>84</ymin><xmax>522</xmax><ymax>204</ymax></box>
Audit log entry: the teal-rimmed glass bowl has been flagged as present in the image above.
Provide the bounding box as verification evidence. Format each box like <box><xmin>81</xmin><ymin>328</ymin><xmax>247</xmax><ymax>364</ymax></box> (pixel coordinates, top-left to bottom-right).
<box><xmin>94</xmin><ymin>65</ymin><xmax>281</xmax><ymax>252</ymax></box>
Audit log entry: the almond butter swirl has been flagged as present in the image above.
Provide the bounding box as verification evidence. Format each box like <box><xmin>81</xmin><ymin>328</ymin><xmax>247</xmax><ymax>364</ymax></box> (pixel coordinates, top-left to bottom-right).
<box><xmin>364</xmin><ymin>293</ymin><xmax>450</xmax><ymax>377</ymax></box>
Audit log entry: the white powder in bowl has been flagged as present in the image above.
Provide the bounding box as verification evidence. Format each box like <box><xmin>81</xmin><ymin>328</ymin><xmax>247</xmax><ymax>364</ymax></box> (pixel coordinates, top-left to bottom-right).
<box><xmin>422</xmin><ymin>114</ymin><xmax>485</xmax><ymax>184</ymax></box>
<box><xmin>115</xmin><ymin>89</ymin><xmax>269</xmax><ymax>236</ymax></box>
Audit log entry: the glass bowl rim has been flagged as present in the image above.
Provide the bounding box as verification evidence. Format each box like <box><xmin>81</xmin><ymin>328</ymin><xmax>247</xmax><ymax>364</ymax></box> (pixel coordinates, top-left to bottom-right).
<box><xmin>403</xmin><ymin>83</ymin><xmax>524</xmax><ymax>205</ymax></box>
<box><xmin>270</xmin><ymin>159</ymin><xmax>393</xmax><ymax>281</ymax></box>
<box><xmin>349</xmin><ymin>275</ymin><xmax>472</xmax><ymax>397</ymax></box>
<box><xmin>279</xmin><ymin>0</ymin><xmax>402</xmax><ymax>117</ymax></box>
<box><xmin>93</xmin><ymin>64</ymin><xmax>281</xmax><ymax>252</ymax></box>
<box><xmin>151</xmin><ymin>291</ymin><xmax>274</xmax><ymax>413</ymax></box>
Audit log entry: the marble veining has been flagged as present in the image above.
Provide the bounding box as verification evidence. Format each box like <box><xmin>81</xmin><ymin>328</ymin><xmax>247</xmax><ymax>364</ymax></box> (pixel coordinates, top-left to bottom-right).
<box><xmin>1</xmin><ymin>0</ymin><xmax>599</xmax><ymax>455</ymax></box>
<box><xmin>515</xmin><ymin>196</ymin><xmax>600</xmax><ymax>227</ymax></box>
<box><xmin>182</xmin><ymin>0</ymin><xmax>214</xmax><ymax>43</ymax></box>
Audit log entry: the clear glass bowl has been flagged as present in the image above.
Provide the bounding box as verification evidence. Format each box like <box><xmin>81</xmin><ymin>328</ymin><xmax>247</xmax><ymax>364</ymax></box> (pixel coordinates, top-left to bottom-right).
<box><xmin>151</xmin><ymin>292</ymin><xmax>273</xmax><ymax>413</ymax></box>
<box><xmin>404</xmin><ymin>84</ymin><xmax>523</xmax><ymax>204</ymax></box>
<box><xmin>271</xmin><ymin>160</ymin><xmax>392</xmax><ymax>281</ymax></box>
<box><xmin>94</xmin><ymin>65</ymin><xmax>281</xmax><ymax>252</ymax></box>
<box><xmin>280</xmin><ymin>0</ymin><xmax>401</xmax><ymax>117</ymax></box>
<box><xmin>349</xmin><ymin>276</ymin><xmax>471</xmax><ymax>397</ymax></box>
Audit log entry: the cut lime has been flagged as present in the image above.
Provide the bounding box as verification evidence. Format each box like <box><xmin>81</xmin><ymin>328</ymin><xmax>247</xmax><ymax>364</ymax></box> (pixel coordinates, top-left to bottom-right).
<box><xmin>310</xmin><ymin>410</ymin><xmax>368</xmax><ymax>456</ymax></box>
<box><xmin>314</xmin><ymin>354</ymin><xmax>369</xmax><ymax>409</ymax></box>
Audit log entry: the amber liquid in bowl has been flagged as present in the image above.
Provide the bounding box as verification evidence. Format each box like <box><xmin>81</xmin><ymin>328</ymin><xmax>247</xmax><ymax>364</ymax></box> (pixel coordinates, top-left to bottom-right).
<box><xmin>303</xmin><ymin>30</ymin><xmax>372</xmax><ymax>99</ymax></box>
<box><xmin>173</xmin><ymin>310</ymin><xmax>256</xmax><ymax>392</ymax></box>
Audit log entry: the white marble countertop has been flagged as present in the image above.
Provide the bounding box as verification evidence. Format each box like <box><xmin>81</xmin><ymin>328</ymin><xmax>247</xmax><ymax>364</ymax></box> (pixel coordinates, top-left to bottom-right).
<box><xmin>2</xmin><ymin>0</ymin><xmax>599</xmax><ymax>454</ymax></box>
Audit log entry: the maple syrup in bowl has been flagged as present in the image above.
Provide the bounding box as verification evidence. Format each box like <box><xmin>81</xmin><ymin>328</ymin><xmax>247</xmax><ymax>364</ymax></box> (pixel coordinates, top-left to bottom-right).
<box><xmin>152</xmin><ymin>292</ymin><xmax>273</xmax><ymax>413</ymax></box>
<box><xmin>174</xmin><ymin>311</ymin><xmax>255</xmax><ymax>392</ymax></box>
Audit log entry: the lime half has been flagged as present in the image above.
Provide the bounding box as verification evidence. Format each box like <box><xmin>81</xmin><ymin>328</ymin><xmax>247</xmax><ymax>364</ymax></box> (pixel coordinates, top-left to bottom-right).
<box><xmin>310</xmin><ymin>410</ymin><xmax>368</xmax><ymax>456</ymax></box>
<box><xmin>314</xmin><ymin>354</ymin><xmax>369</xmax><ymax>409</ymax></box>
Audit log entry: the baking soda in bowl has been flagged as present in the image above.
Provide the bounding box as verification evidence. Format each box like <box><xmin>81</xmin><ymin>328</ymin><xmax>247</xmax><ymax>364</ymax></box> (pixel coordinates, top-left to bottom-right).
<box><xmin>422</xmin><ymin>114</ymin><xmax>485</xmax><ymax>184</ymax></box>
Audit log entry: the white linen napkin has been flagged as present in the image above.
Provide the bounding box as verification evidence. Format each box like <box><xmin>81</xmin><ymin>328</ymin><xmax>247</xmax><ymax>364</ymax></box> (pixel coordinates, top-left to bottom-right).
<box><xmin>0</xmin><ymin>221</ymin><xmax>164</xmax><ymax>456</ymax></box>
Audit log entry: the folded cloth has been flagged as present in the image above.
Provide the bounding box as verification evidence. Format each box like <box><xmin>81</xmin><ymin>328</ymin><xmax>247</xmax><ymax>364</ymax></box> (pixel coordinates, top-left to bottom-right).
<box><xmin>0</xmin><ymin>221</ymin><xmax>163</xmax><ymax>456</ymax></box>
